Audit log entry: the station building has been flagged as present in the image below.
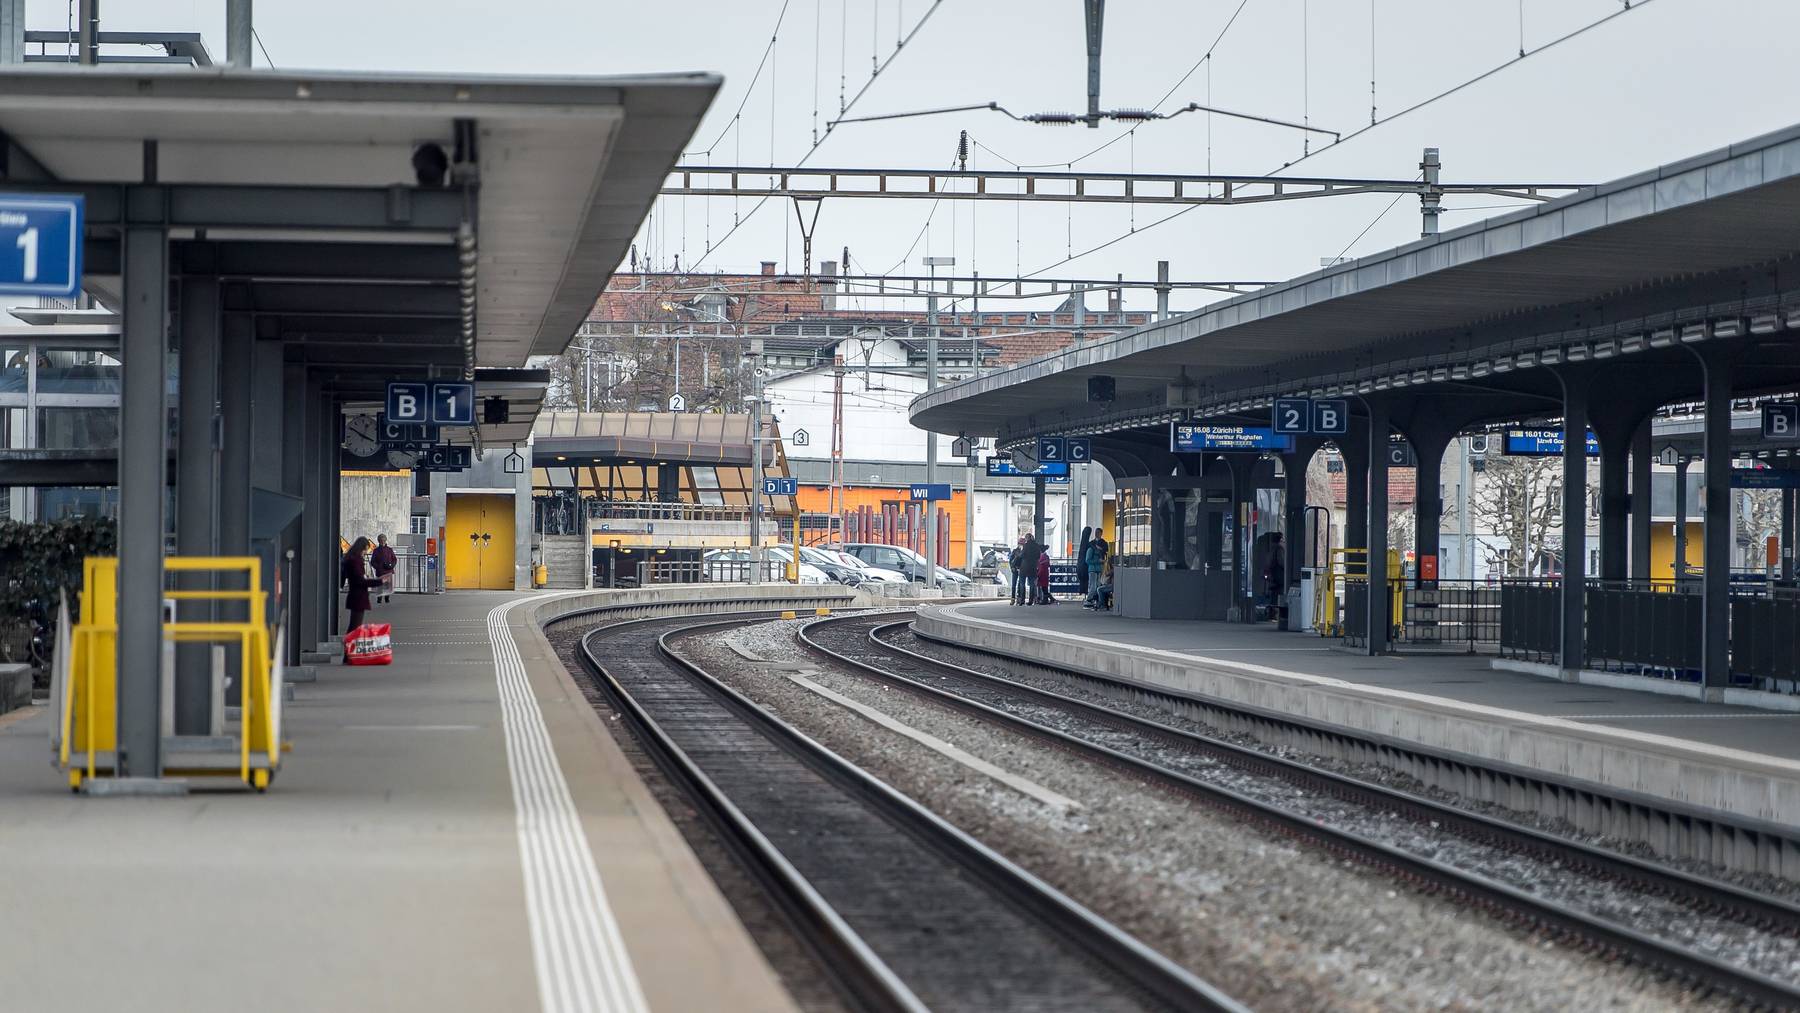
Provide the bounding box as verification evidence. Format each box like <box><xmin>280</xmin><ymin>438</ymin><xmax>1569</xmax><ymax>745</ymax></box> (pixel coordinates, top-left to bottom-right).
<box><xmin>914</xmin><ymin>122</ymin><xmax>1800</xmax><ymax>703</ymax></box>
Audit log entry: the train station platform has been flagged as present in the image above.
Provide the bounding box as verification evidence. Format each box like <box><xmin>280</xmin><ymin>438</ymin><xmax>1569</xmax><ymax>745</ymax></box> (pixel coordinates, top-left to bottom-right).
<box><xmin>918</xmin><ymin>601</ymin><xmax>1800</xmax><ymax>836</ymax></box>
<box><xmin>0</xmin><ymin>589</ymin><xmax>819</xmax><ymax>1013</ymax></box>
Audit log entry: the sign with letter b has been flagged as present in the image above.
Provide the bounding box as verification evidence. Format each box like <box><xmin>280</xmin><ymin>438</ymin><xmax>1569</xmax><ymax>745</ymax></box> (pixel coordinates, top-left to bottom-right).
<box><xmin>1763</xmin><ymin>403</ymin><xmax>1799</xmax><ymax>440</ymax></box>
<box><xmin>386</xmin><ymin>382</ymin><xmax>429</xmax><ymax>424</ymax></box>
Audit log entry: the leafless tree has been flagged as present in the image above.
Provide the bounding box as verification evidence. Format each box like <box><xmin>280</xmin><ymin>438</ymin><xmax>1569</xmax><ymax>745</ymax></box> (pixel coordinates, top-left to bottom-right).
<box><xmin>1468</xmin><ymin>455</ymin><xmax>1565</xmax><ymax>576</ymax></box>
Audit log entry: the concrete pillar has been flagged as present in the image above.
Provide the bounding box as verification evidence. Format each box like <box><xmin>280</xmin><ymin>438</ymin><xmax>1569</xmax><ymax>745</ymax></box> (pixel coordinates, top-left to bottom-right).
<box><xmin>249</xmin><ymin>335</ymin><xmax>284</xmax><ymax>626</ymax></box>
<box><xmin>1412</xmin><ymin>434</ymin><xmax>1449</xmax><ymax>572</ymax></box>
<box><xmin>1284</xmin><ymin>448</ymin><xmax>1311</xmax><ymax>575</ymax></box>
<box><xmin>1783</xmin><ymin>485</ymin><xmax>1795</xmax><ymax>583</ymax></box>
<box><xmin>280</xmin><ymin>364</ymin><xmax>306</xmax><ymax>662</ymax></box>
<box><xmin>298</xmin><ymin>379</ymin><xmax>325</xmax><ymax>655</ymax></box>
<box><xmin>1559</xmin><ymin>377</ymin><xmax>1590</xmax><ymax>676</ymax></box>
<box><xmin>219</xmin><ymin>314</ymin><xmax>253</xmax><ymax>557</ymax></box>
<box><xmin>1365</xmin><ymin>401</ymin><xmax>1389</xmax><ymax>654</ymax></box>
<box><xmin>1673</xmin><ymin>457</ymin><xmax>1691</xmax><ymax>581</ymax></box>
<box><xmin>1598</xmin><ymin>434</ymin><xmax>1628</xmax><ymax>582</ymax></box>
<box><xmin>1700</xmin><ymin>354</ymin><xmax>1732</xmax><ymax>691</ymax></box>
<box><xmin>326</xmin><ymin>397</ymin><xmax>342</xmax><ymax>637</ymax></box>
<box><xmin>175</xmin><ymin>275</ymin><xmax>220</xmax><ymax>736</ymax></box>
<box><xmin>117</xmin><ymin>224</ymin><xmax>169</xmax><ymax>778</ymax></box>
<box><xmin>1630</xmin><ymin>420</ymin><xmax>1653</xmax><ymax>582</ymax></box>
<box><xmin>1342</xmin><ymin>415</ymin><xmax>1369</xmax><ymax>553</ymax></box>
<box><xmin>1032</xmin><ymin>475</ymin><xmax>1046</xmax><ymax>546</ymax></box>
<box><xmin>0</xmin><ymin>0</ymin><xmax>25</xmax><ymax>65</ymax></box>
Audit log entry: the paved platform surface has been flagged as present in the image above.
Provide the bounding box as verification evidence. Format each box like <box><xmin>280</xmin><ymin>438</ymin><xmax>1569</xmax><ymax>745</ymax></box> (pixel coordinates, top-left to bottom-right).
<box><xmin>0</xmin><ymin>590</ymin><xmax>796</xmax><ymax>1013</ymax></box>
<box><xmin>920</xmin><ymin>601</ymin><xmax>1800</xmax><ymax>828</ymax></box>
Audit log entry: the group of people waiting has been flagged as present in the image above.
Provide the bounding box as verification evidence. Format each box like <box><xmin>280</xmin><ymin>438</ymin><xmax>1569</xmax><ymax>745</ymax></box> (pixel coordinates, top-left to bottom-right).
<box><xmin>1006</xmin><ymin>526</ymin><xmax>1115</xmax><ymax>610</ymax></box>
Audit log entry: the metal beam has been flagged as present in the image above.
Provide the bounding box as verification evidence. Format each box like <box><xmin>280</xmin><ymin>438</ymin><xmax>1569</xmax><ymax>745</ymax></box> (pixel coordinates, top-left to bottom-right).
<box><xmin>117</xmin><ymin>222</ymin><xmax>167</xmax><ymax>777</ymax></box>
<box><xmin>225</xmin><ymin>281</ymin><xmax>459</xmax><ymax>318</ymax></box>
<box><xmin>627</xmin><ymin>271</ymin><xmax>1272</xmax><ymax>300</ymax></box>
<box><xmin>177</xmin><ymin>240</ymin><xmax>459</xmax><ymax>281</ymax></box>
<box><xmin>664</xmin><ymin>165</ymin><xmax>1581</xmax><ymax>207</ymax></box>
<box><xmin>4</xmin><ymin>181</ymin><xmax>467</xmax><ymax>231</ymax></box>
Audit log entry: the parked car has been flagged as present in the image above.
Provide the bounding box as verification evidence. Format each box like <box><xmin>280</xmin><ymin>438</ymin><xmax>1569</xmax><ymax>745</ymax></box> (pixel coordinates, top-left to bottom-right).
<box><xmin>776</xmin><ymin>544</ymin><xmax>868</xmax><ymax>586</ymax></box>
<box><xmin>702</xmin><ymin>548</ymin><xmax>830</xmax><ymax>584</ymax></box>
<box><xmin>817</xmin><ymin>547</ymin><xmax>908</xmax><ymax>583</ymax></box>
<box><xmin>842</xmin><ymin>543</ymin><xmax>973</xmax><ymax>586</ymax></box>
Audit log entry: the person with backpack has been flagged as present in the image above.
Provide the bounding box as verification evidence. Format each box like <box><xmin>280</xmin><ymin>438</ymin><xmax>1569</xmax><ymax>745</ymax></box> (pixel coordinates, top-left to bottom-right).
<box><xmin>371</xmin><ymin>533</ymin><xmax>399</xmax><ymax>605</ymax></box>
<box><xmin>1083</xmin><ymin>535</ymin><xmax>1109</xmax><ymax>608</ymax></box>
<box><xmin>1008</xmin><ymin>536</ymin><xmax>1027</xmax><ymax>605</ymax></box>
<box><xmin>1019</xmin><ymin>534</ymin><xmax>1043</xmax><ymax>606</ymax></box>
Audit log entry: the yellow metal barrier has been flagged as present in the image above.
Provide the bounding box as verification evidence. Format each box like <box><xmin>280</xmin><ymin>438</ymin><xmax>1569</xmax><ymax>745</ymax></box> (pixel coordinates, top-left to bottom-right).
<box><xmin>58</xmin><ymin>556</ymin><xmax>283</xmax><ymax>792</ymax></box>
<box><xmin>1314</xmin><ymin>547</ymin><xmax>1404</xmax><ymax>639</ymax></box>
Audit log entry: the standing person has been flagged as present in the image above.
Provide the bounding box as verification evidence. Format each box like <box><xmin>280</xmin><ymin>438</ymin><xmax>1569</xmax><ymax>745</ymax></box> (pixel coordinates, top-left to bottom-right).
<box><xmin>1075</xmin><ymin>526</ymin><xmax>1093</xmax><ymax>597</ymax></box>
<box><xmin>1083</xmin><ymin>534</ymin><xmax>1109</xmax><ymax>608</ymax></box>
<box><xmin>1008</xmin><ymin>537</ymin><xmax>1027</xmax><ymax>606</ymax></box>
<box><xmin>341</xmin><ymin>537</ymin><xmax>382</xmax><ymax>660</ymax></box>
<box><xmin>371</xmin><ymin>533</ymin><xmax>399</xmax><ymax>605</ymax></box>
<box><xmin>1263</xmin><ymin>532</ymin><xmax>1287</xmax><ymax>621</ymax></box>
<box><xmin>1035</xmin><ymin>548</ymin><xmax>1053</xmax><ymax>605</ymax></box>
<box><xmin>1019</xmin><ymin>534</ymin><xmax>1042</xmax><ymax>606</ymax></box>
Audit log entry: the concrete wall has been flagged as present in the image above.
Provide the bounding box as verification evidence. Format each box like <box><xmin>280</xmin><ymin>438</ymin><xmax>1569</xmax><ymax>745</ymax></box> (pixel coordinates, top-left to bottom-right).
<box><xmin>340</xmin><ymin>471</ymin><xmax>412</xmax><ymax>546</ymax></box>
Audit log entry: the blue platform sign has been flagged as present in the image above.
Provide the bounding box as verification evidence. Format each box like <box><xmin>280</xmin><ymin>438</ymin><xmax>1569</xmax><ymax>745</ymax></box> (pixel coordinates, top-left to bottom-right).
<box><xmin>909</xmin><ymin>483</ymin><xmax>953</xmax><ymax>501</ymax></box>
<box><xmin>1170</xmin><ymin>423</ymin><xmax>1292</xmax><ymax>452</ymax></box>
<box><xmin>429</xmin><ymin>381</ymin><xmax>476</xmax><ymax>426</ymax></box>
<box><xmin>1037</xmin><ymin>436</ymin><xmax>1067</xmax><ymax>464</ymax></box>
<box><xmin>1312</xmin><ymin>399</ymin><xmax>1348</xmax><ymax>435</ymax></box>
<box><xmin>1732</xmin><ymin>469</ymin><xmax>1800</xmax><ymax>489</ymax></box>
<box><xmin>386</xmin><ymin>381</ymin><xmax>430</xmax><ymax>424</ymax></box>
<box><xmin>986</xmin><ymin>459</ymin><xmax>1069</xmax><ymax>478</ymax></box>
<box><xmin>1272</xmin><ymin>398</ymin><xmax>1311</xmax><ymax>435</ymax></box>
<box><xmin>761</xmin><ymin>477</ymin><xmax>798</xmax><ymax>496</ymax></box>
<box><xmin>1503</xmin><ymin>428</ymin><xmax>1599</xmax><ymax>457</ymax></box>
<box><xmin>0</xmin><ymin>194</ymin><xmax>83</xmax><ymax>298</ymax></box>
<box><xmin>1065</xmin><ymin>437</ymin><xmax>1092</xmax><ymax>463</ymax></box>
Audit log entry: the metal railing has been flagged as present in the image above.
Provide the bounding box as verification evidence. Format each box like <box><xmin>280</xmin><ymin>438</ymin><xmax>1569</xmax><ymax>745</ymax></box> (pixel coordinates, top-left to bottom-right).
<box><xmin>391</xmin><ymin>552</ymin><xmax>441</xmax><ymax>594</ymax></box>
<box><xmin>591</xmin><ymin>501</ymin><xmax>753</xmax><ymax>524</ymax></box>
<box><xmin>1399</xmin><ymin>581</ymin><xmax>1503</xmax><ymax>651</ymax></box>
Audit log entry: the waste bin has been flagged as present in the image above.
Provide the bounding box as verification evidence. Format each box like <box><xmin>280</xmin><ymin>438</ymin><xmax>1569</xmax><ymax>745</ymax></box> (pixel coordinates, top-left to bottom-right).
<box><xmin>532</xmin><ymin>563</ymin><xmax>548</xmax><ymax>588</ymax></box>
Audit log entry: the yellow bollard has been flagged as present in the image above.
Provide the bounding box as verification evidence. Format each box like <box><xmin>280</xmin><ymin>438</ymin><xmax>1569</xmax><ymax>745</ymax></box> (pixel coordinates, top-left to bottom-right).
<box><xmin>780</xmin><ymin>610</ymin><xmax>797</xmax><ymax>620</ymax></box>
<box><xmin>815</xmin><ymin>607</ymin><xmax>831</xmax><ymax>616</ymax></box>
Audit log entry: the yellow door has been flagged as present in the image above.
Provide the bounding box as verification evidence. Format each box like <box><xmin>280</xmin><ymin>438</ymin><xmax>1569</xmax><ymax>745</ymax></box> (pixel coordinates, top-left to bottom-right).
<box><xmin>445</xmin><ymin>494</ymin><xmax>516</xmax><ymax>589</ymax></box>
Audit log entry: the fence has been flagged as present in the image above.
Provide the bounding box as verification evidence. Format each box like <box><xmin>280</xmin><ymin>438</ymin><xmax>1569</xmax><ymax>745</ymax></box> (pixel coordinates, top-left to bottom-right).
<box><xmin>391</xmin><ymin>552</ymin><xmax>441</xmax><ymax>594</ymax></box>
<box><xmin>1399</xmin><ymin>581</ymin><xmax>1502</xmax><ymax>651</ymax></box>
<box><xmin>635</xmin><ymin>558</ymin><xmax>791</xmax><ymax>586</ymax></box>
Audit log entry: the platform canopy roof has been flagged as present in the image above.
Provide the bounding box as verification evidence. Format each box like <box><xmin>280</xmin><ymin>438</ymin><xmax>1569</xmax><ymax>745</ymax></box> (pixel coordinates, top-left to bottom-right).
<box><xmin>0</xmin><ymin>64</ymin><xmax>719</xmax><ymax>446</ymax></box>
<box><xmin>911</xmin><ymin>122</ymin><xmax>1800</xmax><ymax>442</ymax></box>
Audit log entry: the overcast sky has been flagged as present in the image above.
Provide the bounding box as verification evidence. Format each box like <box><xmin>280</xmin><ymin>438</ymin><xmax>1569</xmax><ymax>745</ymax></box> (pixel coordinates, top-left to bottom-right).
<box><xmin>27</xmin><ymin>0</ymin><xmax>1800</xmax><ymax>313</ymax></box>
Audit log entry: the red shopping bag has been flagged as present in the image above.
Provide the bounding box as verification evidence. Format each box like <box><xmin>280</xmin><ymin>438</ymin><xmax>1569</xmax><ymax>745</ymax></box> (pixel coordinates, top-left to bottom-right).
<box><xmin>344</xmin><ymin>622</ymin><xmax>393</xmax><ymax>665</ymax></box>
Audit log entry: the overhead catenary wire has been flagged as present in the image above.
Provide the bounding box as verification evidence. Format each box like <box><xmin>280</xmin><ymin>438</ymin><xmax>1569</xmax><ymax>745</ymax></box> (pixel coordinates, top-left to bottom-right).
<box><xmin>690</xmin><ymin>0</ymin><xmax>947</xmax><ymax>272</ymax></box>
<box><xmin>981</xmin><ymin>0</ymin><xmax>1658</xmax><ymax>291</ymax></box>
<box><xmin>689</xmin><ymin>0</ymin><xmax>795</xmax><ymax>158</ymax></box>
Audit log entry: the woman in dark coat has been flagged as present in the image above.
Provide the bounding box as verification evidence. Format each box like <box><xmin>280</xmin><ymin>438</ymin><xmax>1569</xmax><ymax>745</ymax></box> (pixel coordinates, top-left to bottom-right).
<box><xmin>341</xmin><ymin>536</ymin><xmax>382</xmax><ymax>652</ymax></box>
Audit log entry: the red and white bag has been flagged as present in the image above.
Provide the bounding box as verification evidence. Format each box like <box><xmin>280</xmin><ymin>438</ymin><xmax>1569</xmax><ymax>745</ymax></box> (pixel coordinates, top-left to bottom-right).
<box><xmin>344</xmin><ymin>622</ymin><xmax>393</xmax><ymax>665</ymax></box>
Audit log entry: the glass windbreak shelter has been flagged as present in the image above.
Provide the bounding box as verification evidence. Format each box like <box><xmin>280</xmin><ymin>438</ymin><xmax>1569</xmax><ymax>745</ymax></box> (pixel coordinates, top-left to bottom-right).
<box><xmin>1</xmin><ymin>331</ymin><xmax>123</xmax><ymax>521</ymax></box>
<box><xmin>1112</xmin><ymin>475</ymin><xmax>1238</xmax><ymax>620</ymax></box>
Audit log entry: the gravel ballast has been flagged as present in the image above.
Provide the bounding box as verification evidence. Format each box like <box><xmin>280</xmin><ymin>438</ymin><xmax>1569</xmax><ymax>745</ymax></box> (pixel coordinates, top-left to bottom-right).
<box><xmin>842</xmin><ymin>621</ymin><xmax>1800</xmax><ymax>988</ymax></box>
<box><xmin>685</xmin><ymin>619</ymin><xmax>1722</xmax><ymax>1011</ymax></box>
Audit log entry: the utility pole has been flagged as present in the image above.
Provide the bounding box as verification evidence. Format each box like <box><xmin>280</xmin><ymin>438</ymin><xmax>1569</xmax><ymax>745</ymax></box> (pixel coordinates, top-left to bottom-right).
<box><xmin>829</xmin><ymin>353</ymin><xmax>846</xmax><ymax>544</ymax></box>
<box><xmin>1155</xmin><ymin>260</ymin><xmax>1171</xmax><ymax>320</ymax></box>
<box><xmin>965</xmin><ymin>273</ymin><xmax>980</xmax><ymax>574</ymax></box>
<box><xmin>1459</xmin><ymin>436</ymin><xmax>1473</xmax><ymax>580</ymax></box>
<box><xmin>749</xmin><ymin>337</ymin><xmax>765</xmax><ymax>583</ymax></box>
<box><xmin>1084</xmin><ymin>0</ymin><xmax>1105</xmax><ymax>128</ymax></box>
<box><xmin>1420</xmin><ymin>147</ymin><xmax>1443</xmax><ymax>238</ymax></box>
<box><xmin>77</xmin><ymin>0</ymin><xmax>98</xmax><ymax>65</ymax></box>
<box><xmin>923</xmin><ymin>256</ymin><xmax>953</xmax><ymax>588</ymax></box>
<box><xmin>226</xmin><ymin>0</ymin><xmax>253</xmax><ymax>68</ymax></box>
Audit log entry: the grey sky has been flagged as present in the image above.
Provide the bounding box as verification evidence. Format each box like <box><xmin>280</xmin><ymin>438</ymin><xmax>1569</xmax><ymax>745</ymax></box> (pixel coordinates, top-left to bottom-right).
<box><xmin>26</xmin><ymin>0</ymin><xmax>1800</xmax><ymax>313</ymax></box>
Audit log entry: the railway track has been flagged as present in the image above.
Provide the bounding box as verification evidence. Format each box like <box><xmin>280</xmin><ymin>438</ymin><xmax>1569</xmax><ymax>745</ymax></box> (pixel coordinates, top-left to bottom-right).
<box><xmin>572</xmin><ymin>609</ymin><xmax>1245</xmax><ymax>1013</ymax></box>
<box><xmin>798</xmin><ymin>611</ymin><xmax>1800</xmax><ymax>1010</ymax></box>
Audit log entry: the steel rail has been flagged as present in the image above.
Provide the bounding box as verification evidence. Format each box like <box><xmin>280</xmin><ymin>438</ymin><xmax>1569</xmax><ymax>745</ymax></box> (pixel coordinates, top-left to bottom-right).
<box><xmin>576</xmin><ymin>610</ymin><xmax>1246</xmax><ymax>1013</ymax></box>
<box><xmin>796</xmin><ymin>612</ymin><xmax>1800</xmax><ymax>1010</ymax></box>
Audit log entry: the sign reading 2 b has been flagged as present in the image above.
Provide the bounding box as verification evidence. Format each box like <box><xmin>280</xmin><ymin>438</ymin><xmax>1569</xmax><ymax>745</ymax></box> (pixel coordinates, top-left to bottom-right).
<box><xmin>388</xmin><ymin>381</ymin><xmax>475</xmax><ymax>426</ymax></box>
